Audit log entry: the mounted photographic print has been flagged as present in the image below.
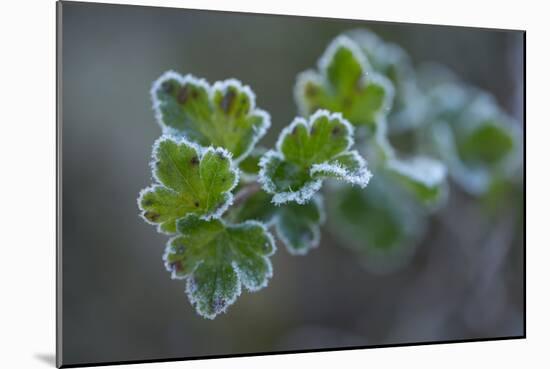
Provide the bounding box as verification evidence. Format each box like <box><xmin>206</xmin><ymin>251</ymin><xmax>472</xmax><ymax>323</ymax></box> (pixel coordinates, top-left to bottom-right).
<box><xmin>57</xmin><ymin>1</ymin><xmax>525</xmax><ymax>367</ymax></box>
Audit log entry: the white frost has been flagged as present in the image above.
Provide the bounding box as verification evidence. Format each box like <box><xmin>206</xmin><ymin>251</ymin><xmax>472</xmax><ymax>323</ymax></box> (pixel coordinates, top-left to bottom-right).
<box><xmin>143</xmin><ymin>135</ymin><xmax>240</xmax><ymax>223</ymax></box>
<box><xmin>259</xmin><ymin>112</ymin><xmax>371</xmax><ymax>205</ymax></box>
<box><xmin>386</xmin><ymin>156</ymin><xmax>446</xmax><ymax>188</ymax></box>
<box><xmin>150</xmin><ymin>70</ymin><xmax>271</xmax><ymax>163</ymax></box>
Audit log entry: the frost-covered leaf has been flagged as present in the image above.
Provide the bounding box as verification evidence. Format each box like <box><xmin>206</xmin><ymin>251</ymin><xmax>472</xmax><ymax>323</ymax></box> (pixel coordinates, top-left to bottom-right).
<box><xmin>259</xmin><ymin>110</ymin><xmax>371</xmax><ymax>205</ymax></box>
<box><xmin>163</xmin><ymin>215</ymin><xmax>276</xmax><ymax>319</ymax></box>
<box><xmin>138</xmin><ymin>136</ymin><xmax>238</xmax><ymax>234</ymax></box>
<box><xmin>346</xmin><ymin>29</ymin><xmax>417</xmax><ymax>122</ymax></box>
<box><xmin>429</xmin><ymin>91</ymin><xmax>522</xmax><ymax>195</ymax></box>
<box><xmin>151</xmin><ymin>71</ymin><xmax>270</xmax><ymax>162</ymax></box>
<box><xmin>227</xmin><ymin>188</ymin><xmax>278</xmax><ymax>225</ymax></box>
<box><xmin>294</xmin><ymin>36</ymin><xmax>393</xmax><ymax>130</ymax></box>
<box><xmin>328</xmin><ymin>174</ymin><xmax>425</xmax><ymax>274</ymax></box>
<box><xmin>457</xmin><ymin>121</ymin><xmax>515</xmax><ymax>166</ymax></box>
<box><xmin>229</xmin><ymin>191</ymin><xmax>326</xmax><ymax>255</ymax></box>
<box><xmin>345</xmin><ymin>29</ymin><xmax>414</xmax><ymax>85</ymax></box>
<box><xmin>275</xmin><ymin>196</ymin><xmax>325</xmax><ymax>255</ymax></box>
<box><xmin>386</xmin><ymin>156</ymin><xmax>447</xmax><ymax>207</ymax></box>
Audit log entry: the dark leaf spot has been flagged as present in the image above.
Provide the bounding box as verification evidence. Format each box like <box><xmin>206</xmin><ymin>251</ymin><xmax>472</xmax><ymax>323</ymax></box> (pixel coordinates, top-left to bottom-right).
<box><xmin>190</xmin><ymin>156</ymin><xmax>199</xmax><ymax>166</ymax></box>
<box><xmin>332</xmin><ymin>126</ymin><xmax>341</xmax><ymax>136</ymax></box>
<box><xmin>142</xmin><ymin>198</ymin><xmax>153</xmax><ymax>207</ymax></box>
<box><xmin>170</xmin><ymin>261</ymin><xmax>182</xmax><ymax>273</ymax></box>
<box><xmin>194</xmin><ymin>201</ymin><xmax>200</xmax><ymax>208</ymax></box>
<box><xmin>220</xmin><ymin>90</ymin><xmax>237</xmax><ymax>114</ymax></box>
<box><xmin>177</xmin><ymin>85</ymin><xmax>189</xmax><ymax>104</ymax></box>
<box><xmin>144</xmin><ymin>211</ymin><xmax>160</xmax><ymax>222</ymax></box>
<box><xmin>212</xmin><ymin>297</ymin><xmax>227</xmax><ymax>312</ymax></box>
<box><xmin>305</xmin><ymin>83</ymin><xmax>319</xmax><ymax>97</ymax></box>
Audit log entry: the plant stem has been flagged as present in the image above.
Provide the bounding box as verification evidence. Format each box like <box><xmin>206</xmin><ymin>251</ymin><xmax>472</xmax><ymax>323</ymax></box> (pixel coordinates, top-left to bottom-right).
<box><xmin>232</xmin><ymin>181</ymin><xmax>262</xmax><ymax>208</ymax></box>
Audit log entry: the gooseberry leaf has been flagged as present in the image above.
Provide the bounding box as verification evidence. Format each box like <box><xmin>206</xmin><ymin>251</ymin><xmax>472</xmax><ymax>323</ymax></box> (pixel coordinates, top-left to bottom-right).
<box><xmin>258</xmin><ymin>110</ymin><xmax>371</xmax><ymax>205</ymax></box>
<box><xmin>457</xmin><ymin>120</ymin><xmax>516</xmax><ymax>166</ymax></box>
<box><xmin>429</xmin><ymin>91</ymin><xmax>521</xmax><ymax>195</ymax></box>
<box><xmin>328</xmin><ymin>174</ymin><xmax>426</xmax><ymax>274</ymax></box>
<box><xmin>163</xmin><ymin>215</ymin><xmax>276</xmax><ymax>319</ymax></box>
<box><xmin>275</xmin><ymin>196</ymin><xmax>325</xmax><ymax>255</ymax></box>
<box><xmin>229</xmin><ymin>191</ymin><xmax>326</xmax><ymax>255</ymax></box>
<box><xmin>227</xmin><ymin>189</ymin><xmax>278</xmax><ymax>225</ymax></box>
<box><xmin>138</xmin><ymin>136</ymin><xmax>238</xmax><ymax>234</ymax></box>
<box><xmin>346</xmin><ymin>29</ymin><xmax>414</xmax><ymax>84</ymax></box>
<box><xmin>151</xmin><ymin>71</ymin><xmax>270</xmax><ymax>162</ymax></box>
<box><xmin>386</xmin><ymin>156</ymin><xmax>447</xmax><ymax>208</ymax></box>
<box><xmin>294</xmin><ymin>36</ymin><xmax>393</xmax><ymax>130</ymax></box>
<box><xmin>345</xmin><ymin>29</ymin><xmax>429</xmax><ymax>133</ymax></box>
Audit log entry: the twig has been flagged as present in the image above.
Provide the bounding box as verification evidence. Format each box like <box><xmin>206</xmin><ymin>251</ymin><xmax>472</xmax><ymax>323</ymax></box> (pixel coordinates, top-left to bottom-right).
<box><xmin>232</xmin><ymin>181</ymin><xmax>262</xmax><ymax>208</ymax></box>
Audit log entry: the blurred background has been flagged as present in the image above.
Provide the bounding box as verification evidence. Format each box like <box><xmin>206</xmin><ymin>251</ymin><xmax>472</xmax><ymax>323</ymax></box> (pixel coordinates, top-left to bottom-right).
<box><xmin>60</xmin><ymin>1</ymin><xmax>524</xmax><ymax>366</ymax></box>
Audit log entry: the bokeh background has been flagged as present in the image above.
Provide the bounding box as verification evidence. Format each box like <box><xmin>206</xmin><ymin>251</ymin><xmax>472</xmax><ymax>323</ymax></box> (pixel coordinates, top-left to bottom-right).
<box><xmin>60</xmin><ymin>1</ymin><xmax>524</xmax><ymax>366</ymax></box>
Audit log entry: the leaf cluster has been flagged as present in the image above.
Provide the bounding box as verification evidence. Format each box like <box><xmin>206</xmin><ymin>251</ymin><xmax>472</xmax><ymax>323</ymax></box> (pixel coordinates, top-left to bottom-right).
<box><xmin>138</xmin><ymin>29</ymin><xmax>522</xmax><ymax>317</ymax></box>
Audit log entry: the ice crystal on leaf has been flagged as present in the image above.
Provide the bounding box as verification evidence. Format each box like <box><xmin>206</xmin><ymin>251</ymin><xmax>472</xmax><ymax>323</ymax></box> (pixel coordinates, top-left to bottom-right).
<box><xmin>259</xmin><ymin>110</ymin><xmax>371</xmax><ymax>205</ymax></box>
<box><xmin>152</xmin><ymin>71</ymin><xmax>270</xmax><ymax>162</ymax></box>
<box><xmin>138</xmin><ymin>136</ymin><xmax>238</xmax><ymax>234</ymax></box>
<box><xmin>294</xmin><ymin>36</ymin><xmax>393</xmax><ymax>131</ymax></box>
<box><xmin>163</xmin><ymin>215</ymin><xmax>276</xmax><ymax>319</ymax></box>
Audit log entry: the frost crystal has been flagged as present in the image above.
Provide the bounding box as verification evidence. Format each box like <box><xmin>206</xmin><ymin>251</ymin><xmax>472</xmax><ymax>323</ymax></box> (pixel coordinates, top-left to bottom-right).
<box><xmin>259</xmin><ymin>110</ymin><xmax>371</xmax><ymax>205</ymax></box>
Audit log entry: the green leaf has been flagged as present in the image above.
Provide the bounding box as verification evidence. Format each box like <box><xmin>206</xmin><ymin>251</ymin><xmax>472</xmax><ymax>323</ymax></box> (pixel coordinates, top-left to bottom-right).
<box><xmin>151</xmin><ymin>71</ymin><xmax>270</xmax><ymax>162</ymax></box>
<box><xmin>328</xmin><ymin>174</ymin><xmax>425</xmax><ymax>274</ymax></box>
<box><xmin>227</xmin><ymin>188</ymin><xmax>278</xmax><ymax>225</ymax></box>
<box><xmin>163</xmin><ymin>215</ymin><xmax>276</xmax><ymax>319</ymax></box>
<box><xmin>138</xmin><ymin>136</ymin><xmax>238</xmax><ymax>234</ymax></box>
<box><xmin>385</xmin><ymin>156</ymin><xmax>447</xmax><ymax>208</ymax></box>
<box><xmin>228</xmin><ymin>191</ymin><xmax>326</xmax><ymax>255</ymax></box>
<box><xmin>346</xmin><ymin>29</ymin><xmax>414</xmax><ymax>84</ymax></box>
<box><xmin>275</xmin><ymin>196</ymin><xmax>325</xmax><ymax>255</ymax></box>
<box><xmin>259</xmin><ymin>110</ymin><xmax>371</xmax><ymax>205</ymax></box>
<box><xmin>429</xmin><ymin>91</ymin><xmax>521</xmax><ymax>196</ymax></box>
<box><xmin>344</xmin><ymin>29</ymin><xmax>428</xmax><ymax>133</ymax></box>
<box><xmin>294</xmin><ymin>36</ymin><xmax>393</xmax><ymax>130</ymax></box>
<box><xmin>457</xmin><ymin>121</ymin><xmax>515</xmax><ymax>166</ymax></box>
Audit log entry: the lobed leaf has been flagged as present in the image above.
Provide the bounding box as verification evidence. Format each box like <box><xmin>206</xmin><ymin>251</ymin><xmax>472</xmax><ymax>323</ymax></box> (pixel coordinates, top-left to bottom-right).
<box><xmin>138</xmin><ymin>136</ymin><xmax>238</xmax><ymax>234</ymax></box>
<box><xmin>228</xmin><ymin>191</ymin><xmax>326</xmax><ymax>255</ymax></box>
<box><xmin>457</xmin><ymin>120</ymin><xmax>515</xmax><ymax>166</ymax></box>
<box><xmin>163</xmin><ymin>215</ymin><xmax>276</xmax><ymax>319</ymax></box>
<box><xmin>151</xmin><ymin>71</ymin><xmax>270</xmax><ymax>162</ymax></box>
<box><xmin>294</xmin><ymin>35</ymin><xmax>394</xmax><ymax>130</ymax></box>
<box><xmin>227</xmin><ymin>189</ymin><xmax>278</xmax><ymax>225</ymax></box>
<box><xmin>258</xmin><ymin>110</ymin><xmax>371</xmax><ymax>205</ymax></box>
<box><xmin>386</xmin><ymin>156</ymin><xmax>447</xmax><ymax>208</ymax></box>
<box><xmin>275</xmin><ymin>196</ymin><xmax>325</xmax><ymax>255</ymax></box>
<box><xmin>345</xmin><ymin>30</ymin><xmax>435</xmax><ymax>133</ymax></box>
<box><xmin>429</xmin><ymin>90</ymin><xmax>521</xmax><ymax>195</ymax></box>
<box><xmin>327</xmin><ymin>174</ymin><xmax>426</xmax><ymax>274</ymax></box>
<box><xmin>229</xmin><ymin>191</ymin><xmax>325</xmax><ymax>255</ymax></box>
